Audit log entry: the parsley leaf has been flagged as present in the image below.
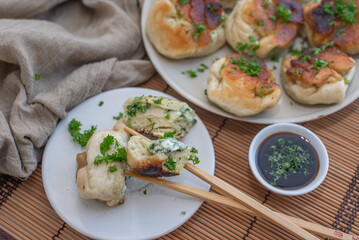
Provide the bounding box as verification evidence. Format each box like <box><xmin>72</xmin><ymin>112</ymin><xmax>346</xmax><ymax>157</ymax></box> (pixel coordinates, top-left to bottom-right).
<box><xmin>100</xmin><ymin>135</ymin><xmax>115</xmax><ymax>155</ymax></box>
<box><xmin>98</xmin><ymin>101</ymin><xmax>104</xmax><ymax>107</ymax></box>
<box><xmin>113</xmin><ymin>112</ymin><xmax>123</xmax><ymax>120</ymax></box>
<box><xmin>34</xmin><ymin>74</ymin><xmax>40</xmax><ymax>81</ymax></box>
<box><xmin>192</xmin><ymin>23</ymin><xmax>206</xmax><ymax>40</ymax></box>
<box><xmin>229</xmin><ymin>57</ymin><xmax>261</xmax><ymax>76</ymax></box>
<box><xmin>312</xmin><ymin>58</ymin><xmax>329</xmax><ymax>72</ymax></box>
<box><xmin>276</xmin><ymin>4</ymin><xmax>292</xmax><ymax>22</ymax></box>
<box><xmin>164</xmin><ymin>155</ymin><xmax>176</xmax><ymax>170</ymax></box>
<box><xmin>153</xmin><ymin>97</ymin><xmax>164</xmax><ymax>104</ymax></box>
<box><xmin>108</xmin><ymin>165</ymin><xmax>117</xmax><ymax>172</ymax></box>
<box><xmin>180</xmin><ymin>0</ymin><xmax>190</xmax><ymax>5</ymax></box>
<box><xmin>188</xmin><ymin>154</ymin><xmax>200</xmax><ymax>164</ymax></box>
<box><xmin>68</xmin><ymin>119</ymin><xmax>97</xmax><ymax>147</ymax></box>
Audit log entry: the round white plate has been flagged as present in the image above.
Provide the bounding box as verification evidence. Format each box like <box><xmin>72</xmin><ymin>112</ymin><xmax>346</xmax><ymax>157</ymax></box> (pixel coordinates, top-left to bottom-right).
<box><xmin>141</xmin><ymin>0</ymin><xmax>359</xmax><ymax>124</ymax></box>
<box><xmin>42</xmin><ymin>88</ymin><xmax>215</xmax><ymax>240</ymax></box>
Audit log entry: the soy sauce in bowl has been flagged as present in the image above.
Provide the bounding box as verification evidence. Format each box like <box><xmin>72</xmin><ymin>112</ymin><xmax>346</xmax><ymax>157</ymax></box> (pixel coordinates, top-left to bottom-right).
<box><xmin>256</xmin><ymin>132</ymin><xmax>319</xmax><ymax>189</ymax></box>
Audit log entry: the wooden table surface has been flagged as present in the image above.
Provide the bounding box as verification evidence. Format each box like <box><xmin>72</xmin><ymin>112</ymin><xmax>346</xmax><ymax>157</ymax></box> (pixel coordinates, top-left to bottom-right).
<box><xmin>0</xmin><ymin>74</ymin><xmax>358</xmax><ymax>240</ymax></box>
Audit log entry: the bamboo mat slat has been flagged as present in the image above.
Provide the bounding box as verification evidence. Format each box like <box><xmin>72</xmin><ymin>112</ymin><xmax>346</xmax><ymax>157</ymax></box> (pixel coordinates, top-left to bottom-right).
<box><xmin>0</xmin><ymin>74</ymin><xmax>358</xmax><ymax>240</ymax></box>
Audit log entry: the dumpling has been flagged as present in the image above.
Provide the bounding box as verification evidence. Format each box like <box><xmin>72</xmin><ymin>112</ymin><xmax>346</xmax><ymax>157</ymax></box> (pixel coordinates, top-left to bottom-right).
<box><xmin>225</xmin><ymin>0</ymin><xmax>303</xmax><ymax>58</ymax></box>
<box><xmin>126</xmin><ymin>135</ymin><xmax>199</xmax><ymax>177</ymax></box>
<box><xmin>207</xmin><ymin>53</ymin><xmax>282</xmax><ymax>116</ymax></box>
<box><xmin>281</xmin><ymin>45</ymin><xmax>356</xmax><ymax>104</ymax></box>
<box><xmin>123</xmin><ymin>96</ymin><xmax>196</xmax><ymax>139</ymax></box>
<box><xmin>304</xmin><ymin>0</ymin><xmax>359</xmax><ymax>54</ymax></box>
<box><xmin>146</xmin><ymin>0</ymin><xmax>226</xmax><ymax>59</ymax></box>
<box><xmin>76</xmin><ymin>129</ymin><xmax>129</xmax><ymax>207</ymax></box>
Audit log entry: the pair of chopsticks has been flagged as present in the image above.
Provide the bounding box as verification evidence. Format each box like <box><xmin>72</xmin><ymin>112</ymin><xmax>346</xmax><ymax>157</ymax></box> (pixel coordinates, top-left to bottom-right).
<box><xmin>124</xmin><ymin>127</ymin><xmax>356</xmax><ymax>240</ymax></box>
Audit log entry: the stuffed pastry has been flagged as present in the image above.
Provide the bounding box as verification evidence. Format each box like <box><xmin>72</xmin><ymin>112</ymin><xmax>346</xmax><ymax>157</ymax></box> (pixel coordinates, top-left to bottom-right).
<box><xmin>207</xmin><ymin>53</ymin><xmax>282</xmax><ymax>116</ymax></box>
<box><xmin>146</xmin><ymin>0</ymin><xmax>226</xmax><ymax>59</ymax></box>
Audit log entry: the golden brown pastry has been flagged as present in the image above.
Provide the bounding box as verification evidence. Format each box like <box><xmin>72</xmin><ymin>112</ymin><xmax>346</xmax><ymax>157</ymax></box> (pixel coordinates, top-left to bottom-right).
<box><xmin>207</xmin><ymin>53</ymin><xmax>282</xmax><ymax>116</ymax></box>
<box><xmin>123</xmin><ymin>96</ymin><xmax>196</xmax><ymax>139</ymax></box>
<box><xmin>304</xmin><ymin>0</ymin><xmax>359</xmax><ymax>54</ymax></box>
<box><xmin>281</xmin><ymin>45</ymin><xmax>356</xmax><ymax>104</ymax></box>
<box><xmin>76</xmin><ymin>126</ymin><xmax>129</xmax><ymax>207</ymax></box>
<box><xmin>146</xmin><ymin>0</ymin><xmax>226</xmax><ymax>59</ymax></box>
<box><xmin>126</xmin><ymin>135</ymin><xmax>199</xmax><ymax>177</ymax></box>
<box><xmin>225</xmin><ymin>0</ymin><xmax>303</xmax><ymax>58</ymax></box>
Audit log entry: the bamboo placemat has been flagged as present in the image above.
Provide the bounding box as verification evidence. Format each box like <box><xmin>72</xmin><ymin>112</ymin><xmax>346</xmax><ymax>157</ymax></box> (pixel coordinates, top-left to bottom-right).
<box><xmin>1</xmin><ymin>74</ymin><xmax>359</xmax><ymax>240</ymax></box>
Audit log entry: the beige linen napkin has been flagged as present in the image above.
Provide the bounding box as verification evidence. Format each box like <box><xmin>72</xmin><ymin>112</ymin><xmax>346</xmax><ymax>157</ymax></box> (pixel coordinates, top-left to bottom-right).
<box><xmin>0</xmin><ymin>0</ymin><xmax>155</xmax><ymax>178</ymax></box>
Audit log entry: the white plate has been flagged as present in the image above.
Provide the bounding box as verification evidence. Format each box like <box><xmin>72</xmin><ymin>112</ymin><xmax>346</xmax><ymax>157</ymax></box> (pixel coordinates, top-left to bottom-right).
<box><xmin>42</xmin><ymin>88</ymin><xmax>215</xmax><ymax>240</ymax></box>
<box><xmin>141</xmin><ymin>0</ymin><xmax>359</xmax><ymax>124</ymax></box>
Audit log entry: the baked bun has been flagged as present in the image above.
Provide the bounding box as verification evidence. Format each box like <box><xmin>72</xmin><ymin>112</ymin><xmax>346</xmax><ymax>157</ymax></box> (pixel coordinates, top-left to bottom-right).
<box><xmin>123</xmin><ymin>96</ymin><xmax>196</xmax><ymax>139</ymax></box>
<box><xmin>146</xmin><ymin>0</ymin><xmax>226</xmax><ymax>59</ymax></box>
<box><xmin>207</xmin><ymin>53</ymin><xmax>281</xmax><ymax>116</ymax></box>
<box><xmin>304</xmin><ymin>0</ymin><xmax>359</xmax><ymax>54</ymax></box>
<box><xmin>281</xmin><ymin>46</ymin><xmax>355</xmax><ymax>104</ymax></box>
<box><xmin>127</xmin><ymin>135</ymin><xmax>198</xmax><ymax>177</ymax></box>
<box><xmin>77</xmin><ymin>130</ymin><xmax>129</xmax><ymax>207</ymax></box>
<box><xmin>225</xmin><ymin>0</ymin><xmax>303</xmax><ymax>58</ymax></box>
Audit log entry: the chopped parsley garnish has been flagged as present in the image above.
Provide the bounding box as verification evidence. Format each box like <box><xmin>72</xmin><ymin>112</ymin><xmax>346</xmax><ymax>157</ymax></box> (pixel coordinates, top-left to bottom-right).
<box><xmin>344</xmin><ymin>77</ymin><xmax>350</xmax><ymax>84</ymax></box>
<box><xmin>94</xmin><ymin>136</ymin><xmax>127</xmax><ymax>166</ymax></box>
<box><xmin>100</xmin><ymin>135</ymin><xmax>115</xmax><ymax>155</ymax></box>
<box><xmin>220</xmin><ymin>15</ymin><xmax>227</xmax><ymax>22</ymax></box>
<box><xmin>271</xmin><ymin>56</ymin><xmax>280</xmax><ymax>62</ymax></box>
<box><xmin>180</xmin><ymin>211</ymin><xmax>186</xmax><ymax>216</ymax></box>
<box><xmin>108</xmin><ymin>165</ymin><xmax>117</xmax><ymax>172</ymax></box>
<box><xmin>126</xmin><ymin>97</ymin><xmax>151</xmax><ymax>118</ymax></box>
<box><xmin>302</xmin><ymin>55</ymin><xmax>311</xmax><ymax>63</ymax></box>
<box><xmin>147</xmin><ymin>117</ymin><xmax>152</xmax><ymax>122</ymax></box>
<box><xmin>254</xmin><ymin>19</ymin><xmax>265</xmax><ymax>26</ymax></box>
<box><xmin>326</xmin><ymin>0</ymin><xmax>359</xmax><ymax>25</ymax></box>
<box><xmin>268</xmin><ymin>138</ymin><xmax>312</xmax><ymax>185</ymax></box>
<box><xmin>276</xmin><ymin>4</ymin><xmax>292</xmax><ymax>22</ymax></box>
<box><xmin>165</xmin><ymin>113</ymin><xmax>170</xmax><ymax>120</ymax></box>
<box><xmin>236</xmin><ymin>35</ymin><xmax>259</xmax><ymax>56</ymax></box>
<box><xmin>113</xmin><ymin>112</ymin><xmax>123</xmax><ymax>120</ymax></box>
<box><xmin>323</xmin><ymin>2</ymin><xmax>334</xmax><ymax>15</ymax></box>
<box><xmin>200</xmin><ymin>63</ymin><xmax>208</xmax><ymax>69</ymax></box>
<box><xmin>293</xmin><ymin>69</ymin><xmax>301</xmax><ymax>76</ymax></box>
<box><xmin>269</xmin><ymin>15</ymin><xmax>276</xmax><ymax>21</ymax></box>
<box><xmin>163</xmin><ymin>131</ymin><xmax>176</xmax><ymax>138</ymax></box>
<box><xmin>188</xmin><ymin>154</ymin><xmax>200</xmax><ymax>164</ymax></box>
<box><xmin>204</xmin><ymin>89</ymin><xmax>208</xmax><ymax>95</ymax></box>
<box><xmin>190</xmin><ymin>147</ymin><xmax>198</xmax><ymax>153</ymax></box>
<box><xmin>273</xmin><ymin>66</ymin><xmax>277</xmax><ymax>70</ymax></box>
<box><xmin>312</xmin><ymin>58</ymin><xmax>329</xmax><ymax>72</ymax></box>
<box><xmin>180</xmin><ymin>0</ymin><xmax>190</xmax><ymax>5</ymax></box>
<box><xmin>143</xmin><ymin>189</ymin><xmax>147</xmax><ymax>195</ymax></box>
<box><xmin>311</xmin><ymin>41</ymin><xmax>333</xmax><ymax>56</ymax></box>
<box><xmin>290</xmin><ymin>101</ymin><xmax>294</xmax><ymax>106</ymax></box>
<box><xmin>262</xmin><ymin>0</ymin><xmax>270</xmax><ymax>8</ymax></box>
<box><xmin>185</xmin><ymin>70</ymin><xmax>197</xmax><ymax>78</ymax></box>
<box><xmin>289</xmin><ymin>45</ymin><xmax>303</xmax><ymax>57</ymax></box>
<box><xmin>192</xmin><ymin>23</ymin><xmax>206</xmax><ymax>40</ymax></box>
<box><xmin>164</xmin><ymin>155</ymin><xmax>176</xmax><ymax>170</ymax></box>
<box><xmin>337</xmin><ymin>28</ymin><xmax>345</xmax><ymax>37</ymax></box>
<box><xmin>153</xmin><ymin>97</ymin><xmax>164</xmax><ymax>104</ymax></box>
<box><xmin>68</xmin><ymin>118</ymin><xmax>97</xmax><ymax>147</ymax></box>
<box><xmin>229</xmin><ymin>57</ymin><xmax>261</xmax><ymax>76</ymax></box>
<box><xmin>98</xmin><ymin>101</ymin><xmax>104</xmax><ymax>107</ymax></box>
<box><xmin>34</xmin><ymin>74</ymin><xmax>40</xmax><ymax>81</ymax></box>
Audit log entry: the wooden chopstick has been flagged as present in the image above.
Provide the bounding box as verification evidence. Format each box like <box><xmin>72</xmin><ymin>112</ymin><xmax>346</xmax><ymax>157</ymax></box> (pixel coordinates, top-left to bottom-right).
<box><xmin>124</xmin><ymin>127</ymin><xmax>319</xmax><ymax>240</ymax></box>
<box><xmin>124</xmin><ymin>170</ymin><xmax>357</xmax><ymax>240</ymax></box>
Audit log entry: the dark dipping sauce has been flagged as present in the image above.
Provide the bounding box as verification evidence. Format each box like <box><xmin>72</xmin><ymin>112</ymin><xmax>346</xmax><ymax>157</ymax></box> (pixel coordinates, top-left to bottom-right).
<box><xmin>256</xmin><ymin>132</ymin><xmax>319</xmax><ymax>189</ymax></box>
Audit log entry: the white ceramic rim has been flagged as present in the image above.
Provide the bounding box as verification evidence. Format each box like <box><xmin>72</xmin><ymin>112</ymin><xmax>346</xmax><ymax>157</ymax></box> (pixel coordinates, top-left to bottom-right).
<box><xmin>248</xmin><ymin>123</ymin><xmax>329</xmax><ymax>196</ymax></box>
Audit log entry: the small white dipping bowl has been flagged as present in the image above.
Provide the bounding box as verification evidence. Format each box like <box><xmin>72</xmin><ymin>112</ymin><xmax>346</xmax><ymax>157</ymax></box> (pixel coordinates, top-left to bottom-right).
<box><xmin>248</xmin><ymin>123</ymin><xmax>329</xmax><ymax>196</ymax></box>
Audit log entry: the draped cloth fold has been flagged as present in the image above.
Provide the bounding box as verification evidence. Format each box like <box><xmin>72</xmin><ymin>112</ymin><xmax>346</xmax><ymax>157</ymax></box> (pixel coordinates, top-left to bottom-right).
<box><xmin>0</xmin><ymin>0</ymin><xmax>155</xmax><ymax>178</ymax></box>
